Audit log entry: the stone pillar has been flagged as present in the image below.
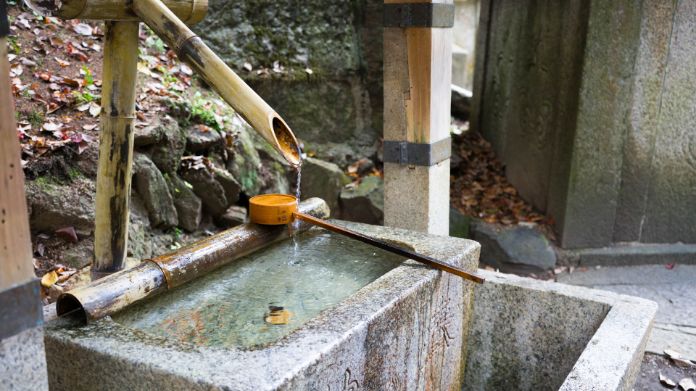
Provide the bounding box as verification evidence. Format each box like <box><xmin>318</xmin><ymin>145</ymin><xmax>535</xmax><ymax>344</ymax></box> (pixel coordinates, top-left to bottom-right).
<box><xmin>0</xmin><ymin>3</ymin><xmax>49</xmax><ymax>390</ymax></box>
<box><xmin>473</xmin><ymin>0</ymin><xmax>696</xmax><ymax>263</ymax></box>
<box><xmin>383</xmin><ymin>0</ymin><xmax>453</xmax><ymax>236</ymax></box>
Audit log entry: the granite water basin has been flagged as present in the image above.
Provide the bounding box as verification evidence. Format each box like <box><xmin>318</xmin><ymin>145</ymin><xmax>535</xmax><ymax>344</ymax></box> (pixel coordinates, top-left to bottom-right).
<box><xmin>45</xmin><ymin>221</ymin><xmax>480</xmax><ymax>390</ymax></box>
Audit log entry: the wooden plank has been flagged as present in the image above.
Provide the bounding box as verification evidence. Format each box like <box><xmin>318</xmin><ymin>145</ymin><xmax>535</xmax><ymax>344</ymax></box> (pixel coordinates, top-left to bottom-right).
<box><xmin>0</xmin><ymin>40</ymin><xmax>34</xmax><ymax>291</ymax></box>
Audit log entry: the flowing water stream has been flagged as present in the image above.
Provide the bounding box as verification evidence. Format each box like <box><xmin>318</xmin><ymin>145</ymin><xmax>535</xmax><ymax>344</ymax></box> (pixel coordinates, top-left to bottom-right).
<box><xmin>113</xmin><ymin>230</ymin><xmax>402</xmax><ymax>349</ymax></box>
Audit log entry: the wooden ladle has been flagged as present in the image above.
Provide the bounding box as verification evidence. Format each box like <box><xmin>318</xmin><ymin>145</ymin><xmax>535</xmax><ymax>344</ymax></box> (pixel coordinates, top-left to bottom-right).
<box><xmin>249</xmin><ymin>194</ymin><xmax>484</xmax><ymax>284</ymax></box>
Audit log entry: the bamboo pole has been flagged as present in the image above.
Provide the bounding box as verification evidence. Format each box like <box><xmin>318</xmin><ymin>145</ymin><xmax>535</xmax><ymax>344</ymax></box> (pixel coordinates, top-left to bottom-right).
<box><xmin>25</xmin><ymin>0</ymin><xmax>208</xmax><ymax>25</ymax></box>
<box><xmin>57</xmin><ymin>198</ymin><xmax>330</xmax><ymax>322</ymax></box>
<box><xmin>131</xmin><ymin>0</ymin><xmax>302</xmax><ymax>167</ymax></box>
<box><xmin>92</xmin><ymin>21</ymin><xmax>140</xmax><ymax>279</ymax></box>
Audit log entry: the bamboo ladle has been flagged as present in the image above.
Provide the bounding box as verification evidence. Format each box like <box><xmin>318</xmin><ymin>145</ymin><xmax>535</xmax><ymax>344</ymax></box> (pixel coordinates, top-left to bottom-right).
<box><xmin>249</xmin><ymin>194</ymin><xmax>485</xmax><ymax>284</ymax></box>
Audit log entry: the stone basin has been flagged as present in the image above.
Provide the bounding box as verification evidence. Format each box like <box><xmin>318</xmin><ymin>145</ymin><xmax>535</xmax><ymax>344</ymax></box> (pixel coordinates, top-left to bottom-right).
<box><xmin>464</xmin><ymin>270</ymin><xmax>657</xmax><ymax>391</ymax></box>
<box><xmin>43</xmin><ymin>221</ymin><xmax>656</xmax><ymax>390</ymax></box>
<box><xmin>45</xmin><ymin>221</ymin><xmax>479</xmax><ymax>390</ymax></box>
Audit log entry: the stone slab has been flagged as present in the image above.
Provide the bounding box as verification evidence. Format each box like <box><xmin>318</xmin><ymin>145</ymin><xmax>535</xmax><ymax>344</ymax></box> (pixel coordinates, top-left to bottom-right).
<box><xmin>44</xmin><ymin>222</ymin><xmax>480</xmax><ymax>390</ymax></box>
<box><xmin>465</xmin><ymin>270</ymin><xmax>658</xmax><ymax>391</ymax></box>
<box><xmin>557</xmin><ymin>243</ymin><xmax>696</xmax><ymax>267</ymax></box>
<box><xmin>647</xmin><ymin>324</ymin><xmax>696</xmax><ymax>362</ymax></box>
<box><xmin>0</xmin><ymin>326</ymin><xmax>49</xmax><ymax>391</ymax></box>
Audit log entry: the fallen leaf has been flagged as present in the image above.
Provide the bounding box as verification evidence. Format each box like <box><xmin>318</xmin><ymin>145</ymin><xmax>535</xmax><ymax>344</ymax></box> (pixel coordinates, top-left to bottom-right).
<box><xmin>243</xmin><ymin>62</ymin><xmax>252</xmax><ymax>72</ymax></box>
<box><xmin>73</xmin><ymin>23</ymin><xmax>93</xmax><ymax>36</ymax></box>
<box><xmin>660</xmin><ymin>372</ymin><xmax>677</xmax><ymax>388</ymax></box>
<box><xmin>665</xmin><ymin>263</ymin><xmax>676</xmax><ymax>270</ymax></box>
<box><xmin>55</xmin><ymin>226</ymin><xmax>79</xmax><ymax>243</ymax></box>
<box><xmin>88</xmin><ymin>103</ymin><xmax>101</xmax><ymax>117</ymax></box>
<box><xmin>42</xmin><ymin>122</ymin><xmax>61</xmax><ymax>132</ymax></box>
<box><xmin>54</xmin><ymin>57</ymin><xmax>70</xmax><ymax>67</ymax></box>
<box><xmin>40</xmin><ymin>271</ymin><xmax>59</xmax><ymax>288</ymax></box>
<box><xmin>265</xmin><ymin>306</ymin><xmax>292</xmax><ymax>325</ymax></box>
<box><xmin>679</xmin><ymin>378</ymin><xmax>696</xmax><ymax>391</ymax></box>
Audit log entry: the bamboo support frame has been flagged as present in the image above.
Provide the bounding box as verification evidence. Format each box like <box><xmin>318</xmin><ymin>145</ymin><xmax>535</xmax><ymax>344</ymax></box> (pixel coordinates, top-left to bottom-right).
<box><xmin>26</xmin><ymin>0</ymin><xmax>208</xmax><ymax>25</ymax></box>
<box><xmin>92</xmin><ymin>21</ymin><xmax>140</xmax><ymax>279</ymax></box>
<box><xmin>57</xmin><ymin>198</ymin><xmax>330</xmax><ymax>322</ymax></box>
<box><xmin>132</xmin><ymin>0</ymin><xmax>302</xmax><ymax>166</ymax></box>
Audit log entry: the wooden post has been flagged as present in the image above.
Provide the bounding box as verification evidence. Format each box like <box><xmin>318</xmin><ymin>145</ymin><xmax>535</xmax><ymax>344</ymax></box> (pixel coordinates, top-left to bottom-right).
<box><xmin>92</xmin><ymin>21</ymin><xmax>139</xmax><ymax>279</ymax></box>
<box><xmin>0</xmin><ymin>5</ymin><xmax>34</xmax><ymax>296</ymax></box>
<box><xmin>0</xmin><ymin>2</ymin><xmax>48</xmax><ymax>388</ymax></box>
<box><xmin>383</xmin><ymin>0</ymin><xmax>453</xmax><ymax>235</ymax></box>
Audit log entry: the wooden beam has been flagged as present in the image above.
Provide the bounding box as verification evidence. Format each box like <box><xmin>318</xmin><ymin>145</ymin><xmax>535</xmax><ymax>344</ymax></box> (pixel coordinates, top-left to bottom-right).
<box><xmin>92</xmin><ymin>21</ymin><xmax>139</xmax><ymax>278</ymax></box>
<box><xmin>0</xmin><ymin>37</ymin><xmax>34</xmax><ymax>291</ymax></box>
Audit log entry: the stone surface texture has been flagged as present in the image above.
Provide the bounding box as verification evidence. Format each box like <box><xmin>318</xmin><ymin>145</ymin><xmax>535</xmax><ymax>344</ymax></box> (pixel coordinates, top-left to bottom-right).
<box><xmin>465</xmin><ymin>270</ymin><xmax>658</xmax><ymax>391</ymax></box>
<box><xmin>471</xmin><ymin>221</ymin><xmax>556</xmax><ymax>273</ymax></box>
<box><xmin>193</xmin><ymin>0</ymin><xmax>383</xmax><ymax>163</ymax></box>
<box><xmin>473</xmin><ymin>0</ymin><xmax>696</xmax><ymax>254</ymax></box>
<box><xmin>0</xmin><ymin>326</ymin><xmax>49</xmax><ymax>391</ymax></box>
<box><xmin>44</xmin><ymin>222</ymin><xmax>480</xmax><ymax>391</ymax></box>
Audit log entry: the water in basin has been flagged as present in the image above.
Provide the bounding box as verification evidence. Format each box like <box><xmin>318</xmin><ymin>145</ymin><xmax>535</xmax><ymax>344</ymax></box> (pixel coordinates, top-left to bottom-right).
<box><xmin>113</xmin><ymin>230</ymin><xmax>403</xmax><ymax>349</ymax></box>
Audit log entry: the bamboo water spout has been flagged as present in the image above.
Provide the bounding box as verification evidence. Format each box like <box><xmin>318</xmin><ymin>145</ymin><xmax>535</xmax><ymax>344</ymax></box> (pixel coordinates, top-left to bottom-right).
<box><xmin>132</xmin><ymin>0</ymin><xmax>302</xmax><ymax>166</ymax></box>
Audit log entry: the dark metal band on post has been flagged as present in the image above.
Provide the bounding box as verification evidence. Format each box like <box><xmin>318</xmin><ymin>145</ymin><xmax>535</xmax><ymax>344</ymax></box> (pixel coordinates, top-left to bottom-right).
<box><xmin>0</xmin><ymin>280</ymin><xmax>43</xmax><ymax>340</ymax></box>
<box><xmin>383</xmin><ymin>3</ymin><xmax>455</xmax><ymax>28</ymax></box>
<box><xmin>56</xmin><ymin>198</ymin><xmax>330</xmax><ymax>322</ymax></box>
<box><xmin>383</xmin><ymin>138</ymin><xmax>451</xmax><ymax>166</ymax></box>
<box><xmin>0</xmin><ymin>0</ymin><xmax>9</xmax><ymax>38</ymax></box>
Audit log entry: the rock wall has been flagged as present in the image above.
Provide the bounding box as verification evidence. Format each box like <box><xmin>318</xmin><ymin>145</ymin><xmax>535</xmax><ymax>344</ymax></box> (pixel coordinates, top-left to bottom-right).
<box><xmin>194</xmin><ymin>0</ymin><xmax>383</xmax><ymax>166</ymax></box>
<box><xmin>473</xmin><ymin>0</ymin><xmax>696</xmax><ymax>251</ymax></box>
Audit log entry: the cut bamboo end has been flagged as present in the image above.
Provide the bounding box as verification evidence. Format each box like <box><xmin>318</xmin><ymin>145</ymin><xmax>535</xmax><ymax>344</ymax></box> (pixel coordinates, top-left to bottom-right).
<box><xmin>271</xmin><ymin>115</ymin><xmax>301</xmax><ymax>167</ymax></box>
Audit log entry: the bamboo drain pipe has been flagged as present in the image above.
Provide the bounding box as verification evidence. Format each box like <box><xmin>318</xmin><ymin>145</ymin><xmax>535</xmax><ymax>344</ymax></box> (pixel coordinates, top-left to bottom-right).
<box><xmin>56</xmin><ymin>198</ymin><xmax>329</xmax><ymax>322</ymax></box>
<box><xmin>132</xmin><ymin>0</ymin><xmax>301</xmax><ymax>166</ymax></box>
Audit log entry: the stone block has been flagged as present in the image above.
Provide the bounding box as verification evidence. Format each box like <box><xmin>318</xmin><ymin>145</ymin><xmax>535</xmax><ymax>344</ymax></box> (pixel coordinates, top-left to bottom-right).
<box><xmin>165</xmin><ymin>174</ymin><xmax>203</xmax><ymax>232</ymax></box>
<box><xmin>25</xmin><ymin>178</ymin><xmax>95</xmax><ymax>234</ymax></box>
<box><xmin>471</xmin><ymin>221</ymin><xmax>556</xmax><ymax>274</ymax></box>
<box><xmin>300</xmin><ymin>157</ymin><xmax>350</xmax><ymax>216</ymax></box>
<box><xmin>133</xmin><ymin>154</ymin><xmax>178</xmax><ymax>229</ymax></box>
<box><xmin>339</xmin><ymin>176</ymin><xmax>383</xmax><ymax>225</ymax></box>
<box><xmin>473</xmin><ymin>0</ymin><xmax>696</xmax><ymax>253</ymax></box>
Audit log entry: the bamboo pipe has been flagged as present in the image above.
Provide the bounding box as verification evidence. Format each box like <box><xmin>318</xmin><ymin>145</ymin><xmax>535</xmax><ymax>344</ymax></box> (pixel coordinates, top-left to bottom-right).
<box><xmin>57</xmin><ymin>198</ymin><xmax>330</xmax><ymax>322</ymax></box>
<box><xmin>92</xmin><ymin>21</ymin><xmax>140</xmax><ymax>279</ymax></box>
<box><xmin>25</xmin><ymin>0</ymin><xmax>208</xmax><ymax>25</ymax></box>
<box><xmin>132</xmin><ymin>0</ymin><xmax>302</xmax><ymax>167</ymax></box>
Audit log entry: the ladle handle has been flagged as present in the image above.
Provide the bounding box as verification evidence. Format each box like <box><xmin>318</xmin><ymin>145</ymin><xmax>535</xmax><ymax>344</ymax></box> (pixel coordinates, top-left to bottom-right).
<box><xmin>293</xmin><ymin>212</ymin><xmax>485</xmax><ymax>284</ymax></box>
